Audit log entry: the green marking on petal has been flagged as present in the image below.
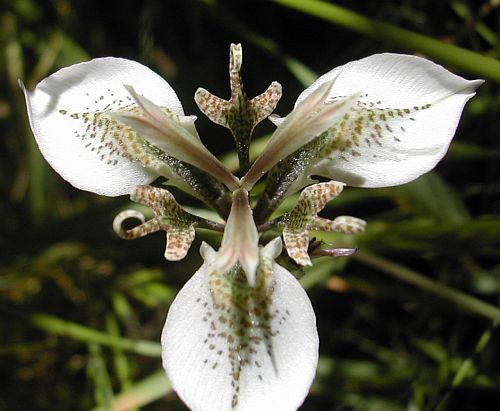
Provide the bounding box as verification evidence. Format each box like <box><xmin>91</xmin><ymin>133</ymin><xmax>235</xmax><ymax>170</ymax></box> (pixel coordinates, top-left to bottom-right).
<box><xmin>241</xmin><ymin>84</ymin><xmax>358</xmax><ymax>190</ymax></box>
<box><xmin>58</xmin><ymin>99</ymin><xmax>232</xmax><ymax>211</ymax></box>
<box><xmin>113</xmin><ymin>86</ymin><xmax>239</xmax><ymax>191</ymax></box>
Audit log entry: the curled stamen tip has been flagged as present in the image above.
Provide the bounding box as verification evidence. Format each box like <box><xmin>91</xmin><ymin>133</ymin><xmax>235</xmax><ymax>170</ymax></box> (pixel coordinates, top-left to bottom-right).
<box><xmin>113</xmin><ymin>209</ymin><xmax>146</xmax><ymax>238</ymax></box>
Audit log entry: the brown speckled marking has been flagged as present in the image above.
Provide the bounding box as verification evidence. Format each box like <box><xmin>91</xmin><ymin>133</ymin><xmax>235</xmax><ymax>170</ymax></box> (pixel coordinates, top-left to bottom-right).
<box><xmin>280</xmin><ymin>181</ymin><xmax>366</xmax><ymax>266</ymax></box>
<box><xmin>59</xmin><ymin>96</ymin><xmax>181</xmax><ymax>174</ymax></box>
<box><xmin>319</xmin><ymin>94</ymin><xmax>432</xmax><ymax>161</ymax></box>
<box><xmin>113</xmin><ymin>185</ymin><xmax>200</xmax><ymax>260</ymax></box>
<box><xmin>312</xmin><ymin>215</ymin><xmax>366</xmax><ymax>235</ymax></box>
<box><xmin>194</xmin><ymin>43</ymin><xmax>282</xmax><ymax>171</ymax></box>
<box><xmin>198</xmin><ymin>248</ymin><xmax>286</xmax><ymax>409</ymax></box>
<box><xmin>195</xmin><ymin>43</ymin><xmax>281</xmax><ymax>131</ymax></box>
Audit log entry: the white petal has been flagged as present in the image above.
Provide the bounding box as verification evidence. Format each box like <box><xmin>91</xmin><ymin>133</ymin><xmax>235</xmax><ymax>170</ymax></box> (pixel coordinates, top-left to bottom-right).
<box><xmin>162</xmin><ymin>244</ymin><xmax>318</xmax><ymax>411</ymax></box>
<box><xmin>122</xmin><ymin>84</ymin><xmax>204</xmax><ymax>148</ymax></box>
<box><xmin>272</xmin><ymin>83</ymin><xmax>357</xmax><ymax>161</ymax></box>
<box><xmin>296</xmin><ymin>53</ymin><xmax>483</xmax><ymax>187</ymax></box>
<box><xmin>113</xmin><ymin>85</ymin><xmax>239</xmax><ymax>191</ymax></box>
<box><xmin>214</xmin><ymin>189</ymin><xmax>259</xmax><ymax>286</ymax></box>
<box><xmin>261</xmin><ymin>236</ymin><xmax>283</xmax><ymax>259</ymax></box>
<box><xmin>268</xmin><ymin>114</ymin><xmax>284</xmax><ymax>127</ymax></box>
<box><xmin>21</xmin><ymin>58</ymin><xmax>184</xmax><ymax>196</ymax></box>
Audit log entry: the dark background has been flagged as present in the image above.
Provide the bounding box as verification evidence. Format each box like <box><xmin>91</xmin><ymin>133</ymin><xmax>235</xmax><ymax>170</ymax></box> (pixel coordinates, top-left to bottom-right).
<box><xmin>1</xmin><ymin>1</ymin><xmax>500</xmax><ymax>410</ymax></box>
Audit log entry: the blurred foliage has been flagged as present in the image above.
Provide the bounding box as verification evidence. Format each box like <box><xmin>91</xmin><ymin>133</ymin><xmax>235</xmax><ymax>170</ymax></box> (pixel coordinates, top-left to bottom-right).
<box><xmin>1</xmin><ymin>0</ymin><xmax>500</xmax><ymax>410</ymax></box>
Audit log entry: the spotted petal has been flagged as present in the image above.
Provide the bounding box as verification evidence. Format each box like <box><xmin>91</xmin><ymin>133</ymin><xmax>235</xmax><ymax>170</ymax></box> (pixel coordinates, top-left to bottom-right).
<box><xmin>21</xmin><ymin>57</ymin><xmax>187</xmax><ymax>196</ymax></box>
<box><xmin>281</xmin><ymin>181</ymin><xmax>365</xmax><ymax>266</ymax></box>
<box><xmin>195</xmin><ymin>43</ymin><xmax>282</xmax><ymax>154</ymax></box>
<box><xmin>162</xmin><ymin>238</ymin><xmax>319</xmax><ymax>411</ymax></box>
<box><xmin>295</xmin><ymin>53</ymin><xmax>483</xmax><ymax>188</ymax></box>
<box><xmin>113</xmin><ymin>185</ymin><xmax>200</xmax><ymax>261</ymax></box>
<box><xmin>113</xmin><ymin>85</ymin><xmax>239</xmax><ymax>190</ymax></box>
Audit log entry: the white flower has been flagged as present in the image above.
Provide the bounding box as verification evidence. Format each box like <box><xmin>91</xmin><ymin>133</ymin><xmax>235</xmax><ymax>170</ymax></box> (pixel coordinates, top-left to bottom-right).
<box><xmin>162</xmin><ymin>237</ymin><xmax>319</xmax><ymax>411</ymax></box>
<box><xmin>20</xmin><ymin>57</ymin><xmax>238</xmax><ymax>196</ymax></box>
<box><xmin>21</xmin><ymin>47</ymin><xmax>482</xmax><ymax>411</ymax></box>
<box><xmin>243</xmin><ymin>53</ymin><xmax>483</xmax><ymax>191</ymax></box>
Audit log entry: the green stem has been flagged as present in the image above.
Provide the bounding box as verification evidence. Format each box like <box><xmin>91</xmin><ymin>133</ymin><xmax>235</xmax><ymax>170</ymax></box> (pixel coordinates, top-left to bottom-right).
<box><xmin>236</xmin><ymin>136</ymin><xmax>250</xmax><ymax>176</ymax></box>
<box><xmin>275</xmin><ymin>0</ymin><xmax>500</xmax><ymax>82</ymax></box>
<box><xmin>30</xmin><ymin>313</ymin><xmax>161</xmax><ymax>357</ymax></box>
<box><xmin>353</xmin><ymin>252</ymin><xmax>500</xmax><ymax>322</ymax></box>
<box><xmin>106</xmin><ymin>314</ymin><xmax>135</xmax><ymax>396</ymax></box>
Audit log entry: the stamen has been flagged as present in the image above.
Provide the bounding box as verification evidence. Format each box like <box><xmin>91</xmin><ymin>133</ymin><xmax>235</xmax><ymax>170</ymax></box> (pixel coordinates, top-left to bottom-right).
<box><xmin>280</xmin><ymin>181</ymin><xmax>364</xmax><ymax>266</ymax></box>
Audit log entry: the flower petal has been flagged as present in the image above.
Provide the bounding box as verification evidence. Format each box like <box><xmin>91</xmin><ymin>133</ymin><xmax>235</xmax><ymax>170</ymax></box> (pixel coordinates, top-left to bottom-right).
<box><xmin>113</xmin><ymin>185</ymin><xmax>200</xmax><ymax>260</ymax></box>
<box><xmin>214</xmin><ymin>189</ymin><xmax>259</xmax><ymax>286</ymax></box>
<box><xmin>162</xmin><ymin>240</ymin><xmax>319</xmax><ymax>411</ymax></box>
<box><xmin>112</xmin><ymin>85</ymin><xmax>239</xmax><ymax>190</ymax></box>
<box><xmin>195</xmin><ymin>43</ymin><xmax>281</xmax><ymax>131</ymax></box>
<box><xmin>282</xmin><ymin>229</ymin><xmax>312</xmax><ymax>266</ymax></box>
<box><xmin>296</xmin><ymin>53</ymin><xmax>483</xmax><ymax>188</ymax></box>
<box><xmin>164</xmin><ymin>226</ymin><xmax>196</xmax><ymax>261</ymax></box>
<box><xmin>21</xmin><ymin>57</ymin><xmax>184</xmax><ymax>196</ymax></box>
<box><xmin>195</xmin><ymin>43</ymin><xmax>282</xmax><ymax>176</ymax></box>
<box><xmin>242</xmin><ymin>81</ymin><xmax>357</xmax><ymax>190</ymax></box>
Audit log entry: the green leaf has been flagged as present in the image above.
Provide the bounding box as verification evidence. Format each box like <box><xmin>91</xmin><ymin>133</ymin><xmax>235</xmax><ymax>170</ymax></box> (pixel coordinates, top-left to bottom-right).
<box><xmin>275</xmin><ymin>0</ymin><xmax>500</xmax><ymax>82</ymax></box>
<box><xmin>87</xmin><ymin>343</ymin><xmax>114</xmax><ymax>409</ymax></box>
<box><xmin>397</xmin><ymin>172</ymin><xmax>470</xmax><ymax>224</ymax></box>
<box><xmin>30</xmin><ymin>313</ymin><xmax>162</xmax><ymax>357</ymax></box>
<box><xmin>90</xmin><ymin>370</ymin><xmax>171</xmax><ymax>411</ymax></box>
<box><xmin>129</xmin><ymin>282</ymin><xmax>175</xmax><ymax>308</ymax></box>
<box><xmin>353</xmin><ymin>252</ymin><xmax>500</xmax><ymax>322</ymax></box>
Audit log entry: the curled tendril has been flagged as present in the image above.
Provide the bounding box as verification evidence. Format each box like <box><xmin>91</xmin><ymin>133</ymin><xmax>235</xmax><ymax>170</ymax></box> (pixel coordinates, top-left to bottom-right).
<box><xmin>113</xmin><ymin>209</ymin><xmax>149</xmax><ymax>239</ymax></box>
<box><xmin>113</xmin><ymin>185</ymin><xmax>201</xmax><ymax>261</ymax></box>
